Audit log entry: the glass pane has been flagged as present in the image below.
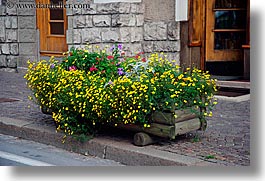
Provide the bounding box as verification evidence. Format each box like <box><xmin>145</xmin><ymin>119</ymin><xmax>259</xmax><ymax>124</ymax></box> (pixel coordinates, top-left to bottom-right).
<box><xmin>50</xmin><ymin>9</ymin><xmax>63</xmax><ymax>20</ymax></box>
<box><xmin>214</xmin><ymin>32</ymin><xmax>245</xmax><ymax>50</ymax></box>
<box><xmin>50</xmin><ymin>22</ymin><xmax>64</xmax><ymax>35</ymax></box>
<box><xmin>215</xmin><ymin>0</ymin><xmax>247</xmax><ymax>9</ymax></box>
<box><xmin>50</xmin><ymin>0</ymin><xmax>63</xmax><ymax>5</ymax></box>
<box><xmin>215</xmin><ymin>11</ymin><xmax>246</xmax><ymax>29</ymax></box>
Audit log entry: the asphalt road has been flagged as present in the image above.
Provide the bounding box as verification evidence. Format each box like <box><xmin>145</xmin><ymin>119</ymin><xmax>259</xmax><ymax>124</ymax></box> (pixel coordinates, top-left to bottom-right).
<box><xmin>0</xmin><ymin>134</ymin><xmax>124</xmax><ymax>166</ymax></box>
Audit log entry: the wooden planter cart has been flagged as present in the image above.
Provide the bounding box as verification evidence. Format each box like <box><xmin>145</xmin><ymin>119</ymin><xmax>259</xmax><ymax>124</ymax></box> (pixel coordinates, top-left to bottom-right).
<box><xmin>116</xmin><ymin>107</ymin><xmax>206</xmax><ymax>146</ymax></box>
<box><xmin>41</xmin><ymin>106</ymin><xmax>206</xmax><ymax>146</ymax></box>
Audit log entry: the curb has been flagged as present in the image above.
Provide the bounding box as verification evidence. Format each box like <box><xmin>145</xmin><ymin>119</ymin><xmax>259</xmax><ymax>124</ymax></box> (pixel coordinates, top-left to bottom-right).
<box><xmin>0</xmin><ymin>116</ymin><xmax>223</xmax><ymax>166</ymax></box>
<box><xmin>214</xmin><ymin>94</ymin><xmax>250</xmax><ymax>102</ymax></box>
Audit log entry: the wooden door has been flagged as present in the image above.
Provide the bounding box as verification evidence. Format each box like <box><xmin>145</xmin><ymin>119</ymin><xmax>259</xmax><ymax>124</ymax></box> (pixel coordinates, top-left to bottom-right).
<box><xmin>205</xmin><ymin>0</ymin><xmax>247</xmax><ymax>62</ymax></box>
<box><xmin>36</xmin><ymin>0</ymin><xmax>67</xmax><ymax>56</ymax></box>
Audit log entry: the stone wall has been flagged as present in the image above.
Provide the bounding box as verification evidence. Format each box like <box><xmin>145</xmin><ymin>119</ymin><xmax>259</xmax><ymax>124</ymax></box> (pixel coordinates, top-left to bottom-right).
<box><xmin>0</xmin><ymin>0</ymin><xmax>38</xmax><ymax>71</ymax></box>
<box><xmin>67</xmin><ymin>0</ymin><xmax>180</xmax><ymax>64</ymax></box>
<box><xmin>0</xmin><ymin>0</ymin><xmax>180</xmax><ymax>71</ymax></box>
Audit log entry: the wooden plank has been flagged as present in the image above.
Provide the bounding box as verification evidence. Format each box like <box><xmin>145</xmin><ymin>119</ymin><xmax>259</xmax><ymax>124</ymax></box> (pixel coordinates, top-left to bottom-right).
<box><xmin>174</xmin><ymin>108</ymin><xmax>198</xmax><ymax>123</ymax></box>
<box><xmin>175</xmin><ymin>118</ymin><xmax>201</xmax><ymax>136</ymax></box>
<box><xmin>151</xmin><ymin>111</ymin><xmax>174</xmax><ymax>125</ymax></box>
<box><xmin>212</xmin><ymin>29</ymin><xmax>246</xmax><ymax>32</ymax></box>
<box><xmin>188</xmin><ymin>0</ymin><xmax>204</xmax><ymax>47</ymax></box>
<box><xmin>116</xmin><ymin>123</ymin><xmax>175</xmax><ymax>139</ymax></box>
<box><xmin>152</xmin><ymin>108</ymin><xmax>198</xmax><ymax>125</ymax></box>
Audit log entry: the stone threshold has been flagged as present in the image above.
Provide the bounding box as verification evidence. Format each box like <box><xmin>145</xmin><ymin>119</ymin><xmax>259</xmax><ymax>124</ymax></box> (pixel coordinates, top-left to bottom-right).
<box><xmin>216</xmin><ymin>80</ymin><xmax>250</xmax><ymax>90</ymax></box>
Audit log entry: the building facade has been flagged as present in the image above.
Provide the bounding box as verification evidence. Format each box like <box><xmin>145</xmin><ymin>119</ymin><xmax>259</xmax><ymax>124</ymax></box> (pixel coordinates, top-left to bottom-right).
<box><xmin>0</xmin><ymin>0</ymin><xmax>250</xmax><ymax>80</ymax></box>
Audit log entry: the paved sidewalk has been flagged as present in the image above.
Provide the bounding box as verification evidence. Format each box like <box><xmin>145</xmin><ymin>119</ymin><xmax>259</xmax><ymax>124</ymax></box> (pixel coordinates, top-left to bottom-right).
<box><xmin>0</xmin><ymin>71</ymin><xmax>250</xmax><ymax>166</ymax></box>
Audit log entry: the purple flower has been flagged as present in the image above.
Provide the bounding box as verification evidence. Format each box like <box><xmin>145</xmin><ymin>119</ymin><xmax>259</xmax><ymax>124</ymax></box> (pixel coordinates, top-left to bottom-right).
<box><xmin>117</xmin><ymin>68</ymin><xmax>124</xmax><ymax>76</ymax></box>
<box><xmin>108</xmin><ymin>81</ymin><xmax>114</xmax><ymax>85</ymax></box>
<box><xmin>118</xmin><ymin>44</ymin><xmax>122</xmax><ymax>50</ymax></box>
<box><xmin>50</xmin><ymin>64</ymin><xmax>55</xmax><ymax>69</ymax></box>
<box><xmin>110</xmin><ymin>45</ymin><xmax>115</xmax><ymax>51</ymax></box>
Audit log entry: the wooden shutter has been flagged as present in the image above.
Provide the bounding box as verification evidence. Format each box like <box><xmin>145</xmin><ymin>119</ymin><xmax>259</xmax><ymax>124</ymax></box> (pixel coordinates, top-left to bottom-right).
<box><xmin>188</xmin><ymin>0</ymin><xmax>204</xmax><ymax>47</ymax></box>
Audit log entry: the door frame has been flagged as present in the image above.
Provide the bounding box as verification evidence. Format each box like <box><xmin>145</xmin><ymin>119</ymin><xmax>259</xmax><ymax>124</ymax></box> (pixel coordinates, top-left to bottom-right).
<box><xmin>36</xmin><ymin>0</ymin><xmax>68</xmax><ymax>57</ymax></box>
<box><xmin>205</xmin><ymin>0</ymin><xmax>246</xmax><ymax>63</ymax></box>
<box><xmin>188</xmin><ymin>0</ymin><xmax>250</xmax><ymax>71</ymax></box>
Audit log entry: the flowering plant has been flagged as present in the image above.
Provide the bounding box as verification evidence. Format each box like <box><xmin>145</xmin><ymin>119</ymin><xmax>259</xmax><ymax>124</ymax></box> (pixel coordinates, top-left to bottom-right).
<box><xmin>61</xmin><ymin>44</ymin><xmax>125</xmax><ymax>79</ymax></box>
<box><xmin>24</xmin><ymin>44</ymin><xmax>218</xmax><ymax>139</ymax></box>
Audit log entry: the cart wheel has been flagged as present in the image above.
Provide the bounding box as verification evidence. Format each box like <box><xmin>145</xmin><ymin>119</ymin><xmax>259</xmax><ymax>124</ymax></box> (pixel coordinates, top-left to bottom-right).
<box><xmin>133</xmin><ymin>132</ymin><xmax>154</xmax><ymax>146</ymax></box>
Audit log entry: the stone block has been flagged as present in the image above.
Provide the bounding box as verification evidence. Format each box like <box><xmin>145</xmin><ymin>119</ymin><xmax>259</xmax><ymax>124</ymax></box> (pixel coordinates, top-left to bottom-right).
<box><xmin>153</xmin><ymin>41</ymin><xmax>180</xmax><ymax>52</ymax></box>
<box><xmin>66</xmin><ymin>30</ymin><xmax>73</xmax><ymax>44</ymax></box>
<box><xmin>73</xmin><ymin>8</ymin><xmax>82</xmax><ymax>15</ymax></box>
<box><xmin>68</xmin><ymin>16</ymin><xmax>73</xmax><ymax>29</ymax></box>
<box><xmin>93</xmin><ymin>15</ymin><xmax>111</xmax><ymax>27</ymax></box>
<box><xmin>82</xmin><ymin>28</ymin><xmax>101</xmax><ymax>43</ymax></box>
<box><xmin>166</xmin><ymin>52</ymin><xmax>180</xmax><ymax>65</ymax></box>
<box><xmin>18</xmin><ymin>16</ymin><xmax>36</xmax><ymax>29</ymax></box>
<box><xmin>168</xmin><ymin>22</ymin><xmax>180</xmax><ymax>40</ymax></box>
<box><xmin>18</xmin><ymin>55</ymin><xmax>37</xmax><ymax>67</ymax></box>
<box><xmin>66</xmin><ymin>7</ymin><xmax>73</xmax><ymax>16</ymax></box>
<box><xmin>68</xmin><ymin>45</ymin><xmax>73</xmax><ymax>51</ymax></box>
<box><xmin>1</xmin><ymin>44</ymin><xmax>10</xmax><ymax>54</ymax></box>
<box><xmin>136</xmin><ymin>14</ymin><xmax>144</xmax><ymax>27</ymax></box>
<box><xmin>17</xmin><ymin>4</ymin><xmax>35</xmax><ymax>16</ymax></box>
<box><xmin>73</xmin><ymin>15</ymin><xmax>93</xmax><ymax>28</ymax></box>
<box><xmin>73</xmin><ymin>29</ymin><xmax>82</xmax><ymax>44</ymax></box>
<box><xmin>0</xmin><ymin>17</ymin><xmax>5</xmax><ymax>42</ymax></box>
<box><xmin>119</xmin><ymin>3</ymin><xmax>130</xmax><ymax>14</ymax></box>
<box><xmin>142</xmin><ymin>41</ymin><xmax>153</xmax><ymax>53</ymax></box>
<box><xmin>85</xmin><ymin>15</ymin><xmax>93</xmax><ymax>27</ymax></box>
<box><xmin>131</xmin><ymin>3</ymin><xmax>145</xmax><ymax>14</ymax></box>
<box><xmin>144</xmin><ymin>0</ymin><xmax>175</xmax><ymax>22</ymax></box>
<box><xmin>111</xmin><ymin>14</ymin><xmax>120</xmax><ymax>27</ymax></box>
<box><xmin>97</xmin><ymin>3</ymin><xmax>119</xmax><ymax>14</ymax></box>
<box><xmin>82</xmin><ymin>3</ymin><xmax>97</xmax><ymax>15</ymax></box>
<box><xmin>73</xmin><ymin>15</ymin><xmax>86</xmax><ymax>28</ymax></box>
<box><xmin>131</xmin><ymin>27</ymin><xmax>143</xmax><ymax>42</ymax></box>
<box><xmin>0</xmin><ymin>6</ymin><xmax>6</xmax><ymax>15</ymax></box>
<box><xmin>93</xmin><ymin>43</ymin><xmax>113</xmax><ymax>51</ymax></box>
<box><xmin>19</xmin><ymin>43</ymin><xmax>37</xmax><ymax>55</ymax></box>
<box><xmin>0</xmin><ymin>55</ymin><xmax>7</xmax><ymax>67</ymax></box>
<box><xmin>7</xmin><ymin>56</ymin><xmax>18</xmax><ymax>68</ymax></box>
<box><xmin>5</xmin><ymin>16</ymin><xmax>18</xmax><ymax>29</ymax></box>
<box><xmin>131</xmin><ymin>43</ymin><xmax>143</xmax><ymax>54</ymax></box>
<box><xmin>18</xmin><ymin>29</ymin><xmax>36</xmax><ymax>42</ymax></box>
<box><xmin>144</xmin><ymin>22</ymin><xmax>167</xmax><ymax>40</ymax></box>
<box><xmin>120</xmin><ymin>27</ymin><xmax>131</xmax><ymax>42</ymax></box>
<box><xmin>101</xmin><ymin>28</ymin><xmax>120</xmax><ymax>42</ymax></box>
<box><xmin>6</xmin><ymin>29</ymin><xmax>17</xmax><ymax>42</ymax></box>
<box><xmin>123</xmin><ymin>43</ymin><xmax>142</xmax><ymax>56</ymax></box>
<box><xmin>6</xmin><ymin>5</ymin><xmax>17</xmax><ymax>15</ymax></box>
<box><xmin>10</xmin><ymin>43</ymin><xmax>19</xmax><ymax>55</ymax></box>
<box><xmin>112</xmin><ymin>14</ymin><xmax>136</xmax><ymax>27</ymax></box>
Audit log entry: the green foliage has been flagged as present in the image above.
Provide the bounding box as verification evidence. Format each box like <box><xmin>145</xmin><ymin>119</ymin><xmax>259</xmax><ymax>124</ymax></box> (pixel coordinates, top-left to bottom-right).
<box><xmin>205</xmin><ymin>155</ymin><xmax>216</xmax><ymax>159</ymax></box>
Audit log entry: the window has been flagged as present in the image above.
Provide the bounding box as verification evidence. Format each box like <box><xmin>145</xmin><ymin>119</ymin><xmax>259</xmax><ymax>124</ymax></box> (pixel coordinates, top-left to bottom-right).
<box><xmin>213</xmin><ymin>0</ymin><xmax>247</xmax><ymax>50</ymax></box>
